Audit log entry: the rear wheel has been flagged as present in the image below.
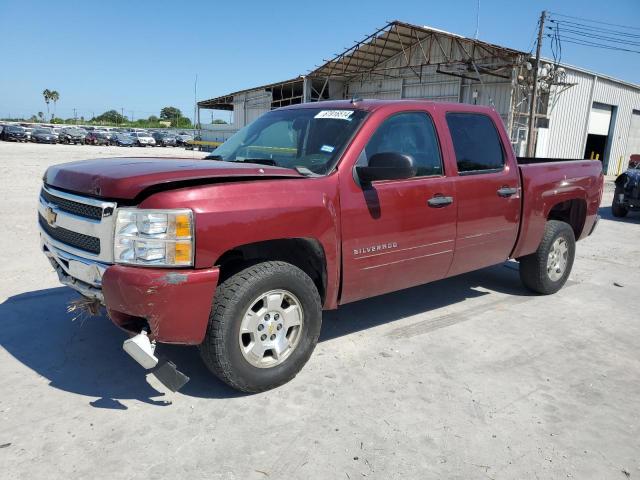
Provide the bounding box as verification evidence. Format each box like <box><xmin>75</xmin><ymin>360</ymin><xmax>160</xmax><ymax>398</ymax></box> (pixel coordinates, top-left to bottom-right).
<box><xmin>612</xmin><ymin>187</ymin><xmax>628</xmax><ymax>218</ymax></box>
<box><xmin>199</xmin><ymin>261</ymin><xmax>322</xmax><ymax>393</ymax></box>
<box><xmin>519</xmin><ymin>220</ymin><xmax>575</xmax><ymax>295</ymax></box>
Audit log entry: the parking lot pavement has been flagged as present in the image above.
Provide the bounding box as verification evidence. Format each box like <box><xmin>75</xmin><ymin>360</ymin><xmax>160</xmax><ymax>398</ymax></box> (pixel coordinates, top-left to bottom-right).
<box><xmin>1</xmin><ymin>142</ymin><xmax>639</xmax><ymax>479</ymax></box>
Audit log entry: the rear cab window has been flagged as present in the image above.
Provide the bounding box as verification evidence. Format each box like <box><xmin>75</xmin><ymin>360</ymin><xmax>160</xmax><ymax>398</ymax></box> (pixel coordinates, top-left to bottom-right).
<box><xmin>446</xmin><ymin>113</ymin><xmax>505</xmax><ymax>175</ymax></box>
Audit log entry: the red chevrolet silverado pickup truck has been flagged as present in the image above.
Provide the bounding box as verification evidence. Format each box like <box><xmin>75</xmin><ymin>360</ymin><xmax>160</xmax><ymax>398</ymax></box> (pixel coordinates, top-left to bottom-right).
<box><xmin>39</xmin><ymin>100</ymin><xmax>603</xmax><ymax>392</ymax></box>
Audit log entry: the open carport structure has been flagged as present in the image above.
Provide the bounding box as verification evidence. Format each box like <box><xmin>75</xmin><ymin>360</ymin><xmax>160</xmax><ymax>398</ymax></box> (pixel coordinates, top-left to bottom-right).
<box><xmin>198</xmin><ymin>20</ymin><xmax>640</xmax><ymax>174</ymax></box>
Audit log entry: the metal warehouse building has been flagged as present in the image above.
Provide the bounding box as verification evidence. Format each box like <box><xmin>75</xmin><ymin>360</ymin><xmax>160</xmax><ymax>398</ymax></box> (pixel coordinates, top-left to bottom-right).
<box><xmin>197</xmin><ymin>20</ymin><xmax>640</xmax><ymax>175</ymax></box>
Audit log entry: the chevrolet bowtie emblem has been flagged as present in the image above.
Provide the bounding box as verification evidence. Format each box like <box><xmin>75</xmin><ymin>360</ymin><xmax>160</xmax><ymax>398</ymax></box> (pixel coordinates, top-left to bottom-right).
<box><xmin>45</xmin><ymin>207</ymin><xmax>57</xmax><ymax>227</ymax></box>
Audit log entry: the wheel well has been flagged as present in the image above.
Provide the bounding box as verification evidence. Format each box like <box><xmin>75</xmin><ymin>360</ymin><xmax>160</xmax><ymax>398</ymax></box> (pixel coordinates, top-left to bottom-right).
<box><xmin>547</xmin><ymin>199</ymin><xmax>587</xmax><ymax>239</ymax></box>
<box><xmin>215</xmin><ymin>238</ymin><xmax>327</xmax><ymax>302</ymax></box>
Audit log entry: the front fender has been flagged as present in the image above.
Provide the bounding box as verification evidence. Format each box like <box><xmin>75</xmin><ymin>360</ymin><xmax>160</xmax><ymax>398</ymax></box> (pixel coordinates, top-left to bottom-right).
<box><xmin>137</xmin><ymin>177</ymin><xmax>342</xmax><ymax>309</ymax></box>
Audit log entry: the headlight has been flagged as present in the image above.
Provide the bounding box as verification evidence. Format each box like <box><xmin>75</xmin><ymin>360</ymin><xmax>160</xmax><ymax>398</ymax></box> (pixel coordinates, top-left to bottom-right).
<box><xmin>114</xmin><ymin>208</ymin><xmax>194</xmax><ymax>267</ymax></box>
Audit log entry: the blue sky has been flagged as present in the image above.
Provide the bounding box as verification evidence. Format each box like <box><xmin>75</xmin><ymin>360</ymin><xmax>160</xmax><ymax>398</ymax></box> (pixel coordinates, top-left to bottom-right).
<box><xmin>1</xmin><ymin>0</ymin><xmax>638</xmax><ymax>121</ymax></box>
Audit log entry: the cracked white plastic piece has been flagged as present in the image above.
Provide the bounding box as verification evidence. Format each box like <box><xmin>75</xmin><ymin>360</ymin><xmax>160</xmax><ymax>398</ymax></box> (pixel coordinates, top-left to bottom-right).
<box><xmin>123</xmin><ymin>331</ymin><xmax>159</xmax><ymax>369</ymax></box>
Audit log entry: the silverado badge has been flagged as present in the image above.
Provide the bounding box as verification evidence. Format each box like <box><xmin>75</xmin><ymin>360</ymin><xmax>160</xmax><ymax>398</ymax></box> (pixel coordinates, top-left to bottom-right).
<box><xmin>45</xmin><ymin>207</ymin><xmax>57</xmax><ymax>227</ymax></box>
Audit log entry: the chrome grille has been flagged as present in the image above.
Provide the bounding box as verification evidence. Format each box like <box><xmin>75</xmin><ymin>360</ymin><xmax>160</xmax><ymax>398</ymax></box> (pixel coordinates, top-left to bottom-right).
<box><xmin>38</xmin><ymin>214</ymin><xmax>100</xmax><ymax>254</ymax></box>
<box><xmin>38</xmin><ymin>185</ymin><xmax>117</xmax><ymax>263</ymax></box>
<box><xmin>40</xmin><ymin>188</ymin><xmax>103</xmax><ymax>220</ymax></box>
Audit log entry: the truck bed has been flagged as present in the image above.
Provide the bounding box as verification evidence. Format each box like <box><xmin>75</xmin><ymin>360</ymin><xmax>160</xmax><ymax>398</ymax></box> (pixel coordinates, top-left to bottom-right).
<box><xmin>511</xmin><ymin>159</ymin><xmax>604</xmax><ymax>259</ymax></box>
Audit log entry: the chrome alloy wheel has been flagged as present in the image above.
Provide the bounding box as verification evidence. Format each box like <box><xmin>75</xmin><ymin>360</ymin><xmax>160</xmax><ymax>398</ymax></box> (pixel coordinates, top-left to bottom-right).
<box><xmin>238</xmin><ymin>289</ymin><xmax>304</xmax><ymax>368</ymax></box>
<box><xmin>547</xmin><ymin>237</ymin><xmax>569</xmax><ymax>282</ymax></box>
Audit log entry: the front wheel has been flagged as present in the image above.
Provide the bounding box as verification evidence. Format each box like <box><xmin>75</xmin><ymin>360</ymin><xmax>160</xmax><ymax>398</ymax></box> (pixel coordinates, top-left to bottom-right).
<box><xmin>199</xmin><ymin>261</ymin><xmax>322</xmax><ymax>393</ymax></box>
<box><xmin>519</xmin><ymin>220</ymin><xmax>576</xmax><ymax>295</ymax></box>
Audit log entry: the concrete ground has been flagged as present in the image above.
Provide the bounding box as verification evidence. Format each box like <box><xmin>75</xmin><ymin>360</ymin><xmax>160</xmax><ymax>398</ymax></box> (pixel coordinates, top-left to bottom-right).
<box><xmin>0</xmin><ymin>141</ymin><xmax>638</xmax><ymax>480</ymax></box>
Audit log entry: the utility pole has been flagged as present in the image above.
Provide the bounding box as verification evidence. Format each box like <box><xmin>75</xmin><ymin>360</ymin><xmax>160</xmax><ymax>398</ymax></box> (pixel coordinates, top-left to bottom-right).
<box><xmin>73</xmin><ymin>108</ymin><xmax>77</xmax><ymax>124</ymax></box>
<box><xmin>527</xmin><ymin>10</ymin><xmax>546</xmax><ymax>157</ymax></box>
<box><xmin>194</xmin><ymin>74</ymin><xmax>198</xmax><ymax>130</ymax></box>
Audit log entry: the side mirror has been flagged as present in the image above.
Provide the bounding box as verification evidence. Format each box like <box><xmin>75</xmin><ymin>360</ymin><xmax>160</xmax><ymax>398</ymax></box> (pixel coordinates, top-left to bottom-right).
<box><xmin>355</xmin><ymin>152</ymin><xmax>417</xmax><ymax>184</ymax></box>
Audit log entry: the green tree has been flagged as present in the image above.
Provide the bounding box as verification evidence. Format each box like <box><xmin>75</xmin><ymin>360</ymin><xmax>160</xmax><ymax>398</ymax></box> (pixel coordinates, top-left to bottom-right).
<box><xmin>38</xmin><ymin>112</ymin><xmax>44</xmax><ymax>122</ymax></box>
<box><xmin>42</xmin><ymin>89</ymin><xmax>52</xmax><ymax>119</ymax></box>
<box><xmin>94</xmin><ymin>109</ymin><xmax>127</xmax><ymax>125</ymax></box>
<box><xmin>175</xmin><ymin>116</ymin><xmax>192</xmax><ymax>128</ymax></box>
<box><xmin>148</xmin><ymin>115</ymin><xmax>159</xmax><ymax>123</ymax></box>
<box><xmin>50</xmin><ymin>91</ymin><xmax>60</xmax><ymax>119</ymax></box>
<box><xmin>212</xmin><ymin>119</ymin><xmax>227</xmax><ymax>124</ymax></box>
<box><xmin>160</xmin><ymin>106</ymin><xmax>182</xmax><ymax>121</ymax></box>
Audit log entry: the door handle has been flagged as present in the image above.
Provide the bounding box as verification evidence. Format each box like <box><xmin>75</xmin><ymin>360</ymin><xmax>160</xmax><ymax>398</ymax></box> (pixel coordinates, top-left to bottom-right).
<box><xmin>497</xmin><ymin>186</ymin><xmax>518</xmax><ymax>197</ymax></box>
<box><xmin>427</xmin><ymin>195</ymin><xmax>454</xmax><ymax>207</ymax></box>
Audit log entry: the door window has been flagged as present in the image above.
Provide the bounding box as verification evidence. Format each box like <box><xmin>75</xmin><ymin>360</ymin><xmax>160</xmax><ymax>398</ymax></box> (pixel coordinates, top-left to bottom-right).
<box><xmin>359</xmin><ymin>112</ymin><xmax>443</xmax><ymax>177</ymax></box>
<box><xmin>446</xmin><ymin>113</ymin><xmax>505</xmax><ymax>174</ymax></box>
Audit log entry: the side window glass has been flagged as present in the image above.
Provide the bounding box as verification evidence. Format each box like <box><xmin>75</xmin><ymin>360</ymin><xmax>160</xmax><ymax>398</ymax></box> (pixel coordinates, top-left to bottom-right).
<box><xmin>360</xmin><ymin>112</ymin><xmax>443</xmax><ymax>177</ymax></box>
<box><xmin>446</xmin><ymin>113</ymin><xmax>505</xmax><ymax>174</ymax></box>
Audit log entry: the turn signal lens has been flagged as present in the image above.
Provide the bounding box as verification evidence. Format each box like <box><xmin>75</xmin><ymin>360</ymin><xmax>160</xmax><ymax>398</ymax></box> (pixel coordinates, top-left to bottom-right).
<box><xmin>174</xmin><ymin>242</ymin><xmax>192</xmax><ymax>264</ymax></box>
<box><xmin>175</xmin><ymin>214</ymin><xmax>192</xmax><ymax>238</ymax></box>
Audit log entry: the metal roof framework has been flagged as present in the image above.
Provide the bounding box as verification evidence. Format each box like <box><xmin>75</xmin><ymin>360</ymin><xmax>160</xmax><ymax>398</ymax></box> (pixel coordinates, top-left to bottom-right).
<box><xmin>198</xmin><ymin>20</ymin><xmax>528</xmax><ymax>111</ymax></box>
<box><xmin>310</xmin><ymin>20</ymin><xmax>524</xmax><ymax>81</ymax></box>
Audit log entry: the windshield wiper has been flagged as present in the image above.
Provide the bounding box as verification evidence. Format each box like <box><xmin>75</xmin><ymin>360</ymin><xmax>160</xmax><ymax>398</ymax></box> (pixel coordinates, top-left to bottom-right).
<box><xmin>206</xmin><ymin>157</ymin><xmax>317</xmax><ymax>177</ymax></box>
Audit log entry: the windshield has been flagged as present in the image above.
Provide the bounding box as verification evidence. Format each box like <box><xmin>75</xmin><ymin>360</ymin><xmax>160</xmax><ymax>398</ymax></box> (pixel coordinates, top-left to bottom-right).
<box><xmin>34</xmin><ymin>129</ymin><xmax>52</xmax><ymax>134</ymax></box>
<box><xmin>211</xmin><ymin>108</ymin><xmax>367</xmax><ymax>174</ymax></box>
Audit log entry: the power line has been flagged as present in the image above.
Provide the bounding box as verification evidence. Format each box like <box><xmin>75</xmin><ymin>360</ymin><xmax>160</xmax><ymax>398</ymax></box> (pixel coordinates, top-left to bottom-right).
<box><xmin>549</xmin><ymin>19</ymin><xmax>640</xmax><ymax>39</ymax></box>
<box><xmin>548</xmin><ymin>26</ymin><xmax>640</xmax><ymax>47</ymax></box>
<box><xmin>548</xmin><ymin>34</ymin><xmax>640</xmax><ymax>54</ymax></box>
<box><xmin>548</xmin><ymin>11</ymin><xmax>640</xmax><ymax>32</ymax></box>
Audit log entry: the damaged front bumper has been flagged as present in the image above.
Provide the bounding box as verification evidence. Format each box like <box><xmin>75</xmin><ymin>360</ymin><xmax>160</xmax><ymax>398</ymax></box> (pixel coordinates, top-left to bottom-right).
<box><xmin>42</xmin><ymin>234</ymin><xmax>220</xmax><ymax>345</ymax></box>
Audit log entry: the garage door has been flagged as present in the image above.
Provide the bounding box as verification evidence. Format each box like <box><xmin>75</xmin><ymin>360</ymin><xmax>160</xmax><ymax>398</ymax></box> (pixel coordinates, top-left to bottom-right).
<box><xmin>588</xmin><ymin>103</ymin><xmax>613</xmax><ymax>135</ymax></box>
<box><xmin>626</xmin><ymin>110</ymin><xmax>640</xmax><ymax>159</ymax></box>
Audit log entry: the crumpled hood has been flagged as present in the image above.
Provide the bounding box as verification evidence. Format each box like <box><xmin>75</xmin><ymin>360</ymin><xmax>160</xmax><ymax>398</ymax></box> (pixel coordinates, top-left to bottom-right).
<box><xmin>44</xmin><ymin>157</ymin><xmax>302</xmax><ymax>200</ymax></box>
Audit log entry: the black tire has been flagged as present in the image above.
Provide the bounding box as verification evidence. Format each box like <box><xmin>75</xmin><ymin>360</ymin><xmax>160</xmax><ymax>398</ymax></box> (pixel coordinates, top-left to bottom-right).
<box><xmin>199</xmin><ymin>261</ymin><xmax>322</xmax><ymax>393</ymax></box>
<box><xmin>519</xmin><ymin>220</ymin><xmax>576</xmax><ymax>295</ymax></box>
<box><xmin>612</xmin><ymin>187</ymin><xmax>628</xmax><ymax>218</ymax></box>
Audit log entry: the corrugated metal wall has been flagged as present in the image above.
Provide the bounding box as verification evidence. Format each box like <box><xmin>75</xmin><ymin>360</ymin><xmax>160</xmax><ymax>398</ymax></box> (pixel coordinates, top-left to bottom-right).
<box><xmin>232</xmin><ymin>90</ymin><xmax>272</xmax><ymax>127</ymax></box>
<box><xmin>546</xmin><ymin>69</ymin><xmax>594</xmax><ymax>159</ymax></box>
<box><xmin>547</xmin><ymin>68</ymin><xmax>640</xmax><ymax>174</ymax></box>
<box><xmin>594</xmin><ymin>78</ymin><xmax>640</xmax><ymax>173</ymax></box>
<box><xmin>342</xmin><ymin>35</ymin><xmax>516</xmax><ymax>122</ymax></box>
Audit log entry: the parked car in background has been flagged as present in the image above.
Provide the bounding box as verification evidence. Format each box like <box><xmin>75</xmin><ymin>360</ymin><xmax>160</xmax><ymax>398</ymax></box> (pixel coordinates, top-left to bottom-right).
<box><xmin>152</xmin><ymin>131</ymin><xmax>177</xmax><ymax>147</ymax></box>
<box><xmin>130</xmin><ymin>131</ymin><xmax>156</xmax><ymax>147</ymax></box>
<box><xmin>1</xmin><ymin>125</ymin><xmax>28</xmax><ymax>142</ymax></box>
<box><xmin>24</xmin><ymin>127</ymin><xmax>34</xmax><ymax>142</ymax></box>
<box><xmin>175</xmin><ymin>132</ymin><xmax>193</xmax><ymax>146</ymax></box>
<box><xmin>58</xmin><ymin>128</ymin><xmax>87</xmax><ymax>145</ymax></box>
<box><xmin>612</xmin><ymin>157</ymin><xmax>640</xmax><ymax>217</ymax></box>
<box><xmin>32</xmin><ymin>128</ymin><xmax>58</xmax><ymax>144</ymax></box>
<box><xmin>111</xmin><ymin>133</ymin><xmax>135</xmax><ymax>147</ymax></box>
<box><xmin>85</xmin><ymin>131</ymin><xmax>110</xmax><ymax>146</ymax></box>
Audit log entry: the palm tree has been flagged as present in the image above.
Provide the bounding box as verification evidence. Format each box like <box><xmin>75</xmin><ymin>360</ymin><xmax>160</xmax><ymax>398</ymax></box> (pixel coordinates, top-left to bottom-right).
<box><xmin>50</xmin><ymin>90</ymin><xmax>60</xmax><ymax>120</ymax></box>
<box><xmin>38</xmin><ymin>112</ymin><xmax>44</xmax><ymax>122</ymax></box>
<box><xmin>42</xmin><ymin>89</ymin><xmax>52</xmax><ymax>119</ymax></box>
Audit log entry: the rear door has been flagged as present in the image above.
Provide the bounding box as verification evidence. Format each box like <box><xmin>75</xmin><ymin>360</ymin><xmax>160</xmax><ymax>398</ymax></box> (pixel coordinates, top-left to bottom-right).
<box><xmin>444</xmin><ymin>111</ymin><xmax>520</xmax><ymax>276</ymax></box>
<box><xmin>339</xmin><ymin>109</ymin><xmax>457</xmax><ymax>304</ymax></box>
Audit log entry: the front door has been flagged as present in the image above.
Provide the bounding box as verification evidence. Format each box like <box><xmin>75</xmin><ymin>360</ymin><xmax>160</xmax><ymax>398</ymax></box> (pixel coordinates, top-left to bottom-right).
<box><xmin>339</xmin><ymin>110</ymin><xmax>457</xmax><ymax>304</ymax></box>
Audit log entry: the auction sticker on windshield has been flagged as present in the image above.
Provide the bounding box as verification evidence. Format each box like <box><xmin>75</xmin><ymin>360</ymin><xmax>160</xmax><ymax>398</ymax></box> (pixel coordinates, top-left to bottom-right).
<box><xmin>314</xmin><ymin>110</ymin><xmax>354</xmax><ymax>120</ymax></box>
